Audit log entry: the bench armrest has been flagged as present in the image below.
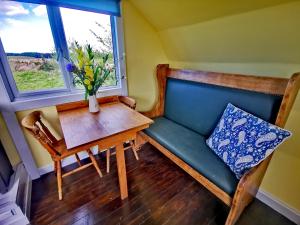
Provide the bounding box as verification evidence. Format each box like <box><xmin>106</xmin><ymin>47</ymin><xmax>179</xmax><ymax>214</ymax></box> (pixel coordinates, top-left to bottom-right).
<box><xmin>226</xmin><ymin>156</ymin><xmax>271</xmax><ymax>225</ymax></box>
<box><xmin>141</xmin><ymin>64</ymin><xmax>170</xmax><ymax>118</ymax></box>
<box><xmin>238</xmin><ymin>157</ymin><xmax>270</xmax><ymax>195</ymax></box>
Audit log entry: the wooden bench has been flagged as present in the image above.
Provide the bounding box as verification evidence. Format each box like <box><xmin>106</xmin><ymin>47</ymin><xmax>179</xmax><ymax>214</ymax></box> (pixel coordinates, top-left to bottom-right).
<box><xmin>136</xmin><ymin>64</ymin><xmax>300</xmax><ymax>225</ymax></box>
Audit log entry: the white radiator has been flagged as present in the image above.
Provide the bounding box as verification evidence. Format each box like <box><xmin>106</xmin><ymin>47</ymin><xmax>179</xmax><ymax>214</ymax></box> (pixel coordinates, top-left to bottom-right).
<box><xmin>0</xmin><ymin>163</ymin><xmax>31</xmax><ymax>225</ymax></box>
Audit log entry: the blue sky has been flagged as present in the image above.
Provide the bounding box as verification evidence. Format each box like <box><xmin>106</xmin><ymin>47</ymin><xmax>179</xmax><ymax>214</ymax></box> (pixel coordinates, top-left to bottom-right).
<box><xmin>0</xmin><ymin>1</ymin><xmax>33</xmax><ymax>19</ymax></box>
<box><xmin>0</xmin><ymin>1</ymin><xmax>111</xmax><ymax>53</ymax></box>
<box><xmin>0</xmin><ymin>1</ymin><xmax>48</xmax><ymax>28</ymax></box>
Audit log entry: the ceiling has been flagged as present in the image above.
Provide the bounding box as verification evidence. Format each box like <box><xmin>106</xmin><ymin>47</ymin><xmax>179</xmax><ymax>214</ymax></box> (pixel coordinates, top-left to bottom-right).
<box><xmin>129</xmin><ymin>0</ymin><xmax>299</xmax><ymax>30</ymax></box>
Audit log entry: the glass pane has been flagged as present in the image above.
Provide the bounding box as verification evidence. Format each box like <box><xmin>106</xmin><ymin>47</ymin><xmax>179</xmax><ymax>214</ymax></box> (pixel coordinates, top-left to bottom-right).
<box><xmin>60</xmin><ymin>8</ymin><xmax>117</xmax><ymax>88</ymax></box>
<box><xmin>0</xmin><ymin>2</ymin><xmax>65</xmax><ymax>92</ymax></box>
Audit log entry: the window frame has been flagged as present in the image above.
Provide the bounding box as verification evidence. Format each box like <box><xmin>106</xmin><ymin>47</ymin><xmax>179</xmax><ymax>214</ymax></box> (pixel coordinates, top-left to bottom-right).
<box><xmin>0</xmin><ymin>3</ymin><xmax>127</xmax><ymax>109</ymax></box>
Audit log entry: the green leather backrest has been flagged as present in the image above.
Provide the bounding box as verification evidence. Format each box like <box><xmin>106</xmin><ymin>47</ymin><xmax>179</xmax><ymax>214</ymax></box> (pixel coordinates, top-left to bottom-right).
<box><xmin>164</xmin><ymin>78</ymin><xmax>283</xmax><ymax>137</ymax></box>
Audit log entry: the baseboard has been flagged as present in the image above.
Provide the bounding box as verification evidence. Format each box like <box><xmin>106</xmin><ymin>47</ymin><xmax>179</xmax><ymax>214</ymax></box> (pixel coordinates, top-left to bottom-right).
<box><xmin>256</xmin><ymin>189</ymin><xmax>300</xmax><ymax>224</ymax></box>
<box><xmin>38</xmin><ymin>147</ymin><xmax>99</xmax><ymax>176</ymax></box>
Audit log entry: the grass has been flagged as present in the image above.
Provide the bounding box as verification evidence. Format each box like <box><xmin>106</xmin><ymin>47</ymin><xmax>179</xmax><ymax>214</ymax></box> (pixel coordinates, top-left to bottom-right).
<box><xmin>9</xmin><ymin>55</ymin><xmax>118</xmax><ymax>92</ymax></box>
<box><xmin>14</xmin><ymin>70</ymin><xmax>117</xmax><ymax>92</ymax></box>
<box><xmin>14</xmin><ymin>70</ymin><xmax>65</xmax><ymax>92</ymax></box>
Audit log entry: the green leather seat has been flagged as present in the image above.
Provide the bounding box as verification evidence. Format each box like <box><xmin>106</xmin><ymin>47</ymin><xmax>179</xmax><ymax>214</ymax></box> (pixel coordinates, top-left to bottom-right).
<box><xmin>144</xmin><ymin>117</ymin><xmax>239</xmax><ymax>196</ymax></box>
<box><xmin>164</xmin><ymin>78</ymin><xmax>283</xmax><ymax>136</ymax></box>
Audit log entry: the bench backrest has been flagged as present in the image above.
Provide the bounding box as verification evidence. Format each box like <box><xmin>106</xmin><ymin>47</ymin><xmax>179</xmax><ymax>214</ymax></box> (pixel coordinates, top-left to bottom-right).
<box><xmin>146</xmin><ymin>64</ymin><xmax>300</xmax><ymax>133</ymax></box>
<box><xmin>165</xmin><ymin>78</ymin><xmax>283</xmax><ymax>136</ymax></box>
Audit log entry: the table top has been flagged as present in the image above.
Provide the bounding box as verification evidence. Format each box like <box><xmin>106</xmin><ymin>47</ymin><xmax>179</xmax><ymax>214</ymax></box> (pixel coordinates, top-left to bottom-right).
<box><xmin>58</xmin><ymin>102</ymin><xmax>153</xmax><ymax>149</ymax></box>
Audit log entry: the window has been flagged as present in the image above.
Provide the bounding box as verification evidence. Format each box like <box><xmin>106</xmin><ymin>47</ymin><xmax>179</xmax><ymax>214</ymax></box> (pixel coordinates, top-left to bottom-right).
<box><xmin>0</xmin><ymin>1</ymin><xmax>124</xmax><ymax>101</ymax></box>
<box><xmin>60</xmin><ymin>8</ymin><xmax>117</xmax><ymax>88</ymax></box>
<box><xmin>0</xmin><ymin>3</ymin><xmax>65</xmax><ymax>93</ymax></box>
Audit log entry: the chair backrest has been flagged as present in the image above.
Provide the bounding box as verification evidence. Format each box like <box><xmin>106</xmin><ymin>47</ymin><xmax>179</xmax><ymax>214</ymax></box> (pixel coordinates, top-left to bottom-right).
<box><xmin>56</xmin><ymin>95</ymin><xmax>136</xmax><ymax>112</ymax></box>
<box><xmin>21</xmin><ymin>111</ymin><xmax>60</xmax><ymax>157</ymax></box>
<box><xmin>119</xmin><ymin>96</ymin><xmax>137</xmax><ymax>110</ymax></box>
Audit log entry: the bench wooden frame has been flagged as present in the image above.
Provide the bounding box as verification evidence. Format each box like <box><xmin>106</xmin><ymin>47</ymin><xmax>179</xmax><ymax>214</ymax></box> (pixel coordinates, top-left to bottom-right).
<box><xmin>137</xmin><ymin>64</ymin><xmax>300</xmax><ymax>225</ymax></box>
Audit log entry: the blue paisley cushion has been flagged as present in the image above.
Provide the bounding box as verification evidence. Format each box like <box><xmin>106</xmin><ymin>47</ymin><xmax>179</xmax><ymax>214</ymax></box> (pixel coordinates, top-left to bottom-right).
<box><xmin>206</xmin><ymin>103</ymin><xmax>291</xmax><ymax>179</ymax></box>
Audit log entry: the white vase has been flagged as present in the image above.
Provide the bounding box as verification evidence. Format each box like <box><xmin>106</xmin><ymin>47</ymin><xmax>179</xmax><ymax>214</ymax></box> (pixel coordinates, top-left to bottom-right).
<box><xmin>88</xmin><ymin>95</ymin><xmax>100</xmax><ymax>113</ymax></box>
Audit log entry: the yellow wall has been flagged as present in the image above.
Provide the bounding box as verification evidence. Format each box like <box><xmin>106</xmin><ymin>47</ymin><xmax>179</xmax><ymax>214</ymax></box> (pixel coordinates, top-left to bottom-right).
<box><xmin>122</xmin><ymin>0</ymin><xmax>168</xmax><ymax>111</ymax></box>
<box><xmin>0</xmin><ymin>113</ymin><xmax>20</xmax><ymax>166</ymax></box>
<box><xmin>157</xmin><ymin>1</ymin><xmax>300</xmax><ymax>211</ymax></box>
<box><xmin>262</xmin><ymin>98</ymin><xmax>300</xmax><ymax>210</ymax></box>
<box><xmin>159</xmin><ymin>1</ymin><xmax>300</xmax><ymax>64</ymax></box>
<box><xmin>130</xmin><ymin>0</ymin><xmax>297</xmax><ymax>30</ymax></box>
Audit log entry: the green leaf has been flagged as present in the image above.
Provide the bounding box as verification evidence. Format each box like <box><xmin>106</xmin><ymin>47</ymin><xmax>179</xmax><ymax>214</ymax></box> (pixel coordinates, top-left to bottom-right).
<box><xmin>103</xmin><ymin>54</ymin><xmax>109</xmax><ymax>63</ymax></box>
<box><xmin>93</xmin><ymin>65</ymin><xmax>100</xmax><ymax>84</ymax></box>
<box><xmin>86</xmin><ymin>44</ymin><xmax>94</xmax><ymax>61</ymax></box>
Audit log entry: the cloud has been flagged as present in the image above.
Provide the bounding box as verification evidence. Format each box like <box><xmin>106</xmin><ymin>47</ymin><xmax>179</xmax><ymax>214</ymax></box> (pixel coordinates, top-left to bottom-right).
<box><xmin>0</xmin><ymin>2</ymin><xmax>29</xmax><ymax>16</ymax></box>
<box><xmin>4</xmin><ymin>18</ymin><xmax>27</xmax><ymax>26</ymax></box>
<box><xmin>0</xmin><ymin>17</ymin><xmax>55</xmax><ymax>53</ymax></box>
<box><xmin>32</xmin><ymin>5</ymin><xmax>47</xmax><ymax>17</ymax></box>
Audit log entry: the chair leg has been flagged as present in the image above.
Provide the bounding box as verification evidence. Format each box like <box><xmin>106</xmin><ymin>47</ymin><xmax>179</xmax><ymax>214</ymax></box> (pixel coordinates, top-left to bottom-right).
<box><xmin>75</xmin><ymin>153</ymin><xmax>82</xmax><ymax>166</ymax></box>
<box><xmin>54</xmin><ymin>161</ymin><xmax>57</xmax><ymax>174</ymax></box>
<box><xmin>56</xmin><ymin>160</ymin><xmax>63</xmax><ymax>200</ymax></box>
<box><xmin>135</xmin><ymin>131</ymin><xmax>147</xmax><ymax>151</ymax></box>
<box><xmin>98</xmin><ymin>145</ymin><xmax>102</xmax><ymax>155</ymax></box>
<box><xmin>106</xmin><ymin>148</ymin><xmax>111</xmax><ymax>173</ymax></box>
<box><xmin>87</xmin><ymin>150</ymin><xmax>103</xmax><ymax>178</ymax></box>
<box><xmin>130</xmin><ymin>140</ymin><xmax>139</xmax><ymax>160</ymax></box>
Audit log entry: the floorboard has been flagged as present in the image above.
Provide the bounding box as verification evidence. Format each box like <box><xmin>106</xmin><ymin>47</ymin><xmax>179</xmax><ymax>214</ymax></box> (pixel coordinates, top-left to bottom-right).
<box><xmin>30</xmin><ymin>144</ymin><xmax>295</xmax><ymax>225</ymax></box>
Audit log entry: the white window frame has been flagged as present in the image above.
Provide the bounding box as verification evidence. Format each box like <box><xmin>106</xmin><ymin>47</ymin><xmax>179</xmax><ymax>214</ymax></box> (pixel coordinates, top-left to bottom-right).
<box><xmin>0</xmin><ymin>5</ymin><xmax>127</xmax><ymax>112</ymax></box>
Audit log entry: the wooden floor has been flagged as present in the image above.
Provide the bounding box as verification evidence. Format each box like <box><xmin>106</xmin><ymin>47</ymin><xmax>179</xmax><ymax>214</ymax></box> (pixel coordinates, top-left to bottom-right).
<box><xmin>31</xmin><ymin>144</ymin><xmax>295</xmax><ymax>225</ymax></box>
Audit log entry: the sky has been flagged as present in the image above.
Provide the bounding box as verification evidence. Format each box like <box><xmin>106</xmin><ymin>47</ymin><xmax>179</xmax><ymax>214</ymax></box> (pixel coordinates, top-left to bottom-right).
<box><xmin>0</xmin><ymin>1</ymin><xmax>111</xmax><ymax>53</ymax></box>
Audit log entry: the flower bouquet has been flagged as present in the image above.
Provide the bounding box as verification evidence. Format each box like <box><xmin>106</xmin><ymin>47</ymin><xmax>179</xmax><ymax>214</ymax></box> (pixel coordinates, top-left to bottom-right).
<box><xmin>66</xmin><ymin>42</ymin><xmax>114</xmax><ymax>113</ymax></box>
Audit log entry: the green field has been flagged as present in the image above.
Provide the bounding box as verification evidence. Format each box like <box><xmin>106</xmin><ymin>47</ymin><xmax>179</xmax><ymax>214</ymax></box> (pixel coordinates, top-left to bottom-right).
<box><xmin>9</xmin><ymin>56</ymin><xmax>117</xmax><ymax>92</ymax></box>
<box><xmin>14</xmin><ymin>70</ymin><xmax>65</xmax><ymax>91</ymax></box>
<box><xmin>14</xmin><ymin>70</ymin><xmax>117</xmax><ymax>92</ymax></box>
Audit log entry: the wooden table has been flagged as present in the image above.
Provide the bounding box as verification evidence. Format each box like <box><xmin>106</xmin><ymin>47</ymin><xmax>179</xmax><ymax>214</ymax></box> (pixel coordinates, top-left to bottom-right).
<box><xmin>57</xmin><ymin>98</ymin><xmax>153</xmax><ymax>199</ymax></box>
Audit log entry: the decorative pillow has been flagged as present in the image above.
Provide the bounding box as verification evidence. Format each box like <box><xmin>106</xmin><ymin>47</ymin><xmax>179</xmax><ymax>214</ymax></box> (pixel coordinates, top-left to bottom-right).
<box><xmin>206</xmin><ymin>103</ymin><xmax>291</xmax><ymax>179</ymax></box>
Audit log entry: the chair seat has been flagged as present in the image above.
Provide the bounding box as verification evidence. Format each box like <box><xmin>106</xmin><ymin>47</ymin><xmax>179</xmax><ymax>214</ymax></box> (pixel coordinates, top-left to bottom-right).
<box><xmin>52</xmin><ymin>139</ymin><xmax>80</xmax><ymax>159</ymax></box>
<box><xmin>144</xmin><ymin>117</ymin><xmax>239</xmax><ymax>196</ymax></box>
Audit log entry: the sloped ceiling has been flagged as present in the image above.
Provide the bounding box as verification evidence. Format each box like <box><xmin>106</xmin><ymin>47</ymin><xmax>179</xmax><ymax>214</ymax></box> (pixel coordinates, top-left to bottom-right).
<box><xmin>129</xmin><ymin>0</ymin><xmax>299</xmax><ymax>30</ymax></box>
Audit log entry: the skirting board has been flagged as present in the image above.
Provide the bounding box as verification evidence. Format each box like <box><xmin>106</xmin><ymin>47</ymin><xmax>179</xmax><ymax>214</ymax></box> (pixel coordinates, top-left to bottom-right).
<box><xmin>256</xmin><ymin>189</ymin><xmax>300</xmax><ymax>224</ymax></box>
<box><xmin>38</xmin><ymin>147</ymin><xmax>99</xmax><ymax>176</ymax></box>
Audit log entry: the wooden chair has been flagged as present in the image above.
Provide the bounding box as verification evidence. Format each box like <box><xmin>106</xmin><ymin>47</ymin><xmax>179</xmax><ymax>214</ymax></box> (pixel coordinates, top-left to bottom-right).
<box><xmin>21</xmin><ymin>111</ymin><xmax>103</xmax><ymax>200</ymax></box>
<box><xmin>102</xmin><ymin>96</ymin><xmax>140</xmax><ymax>173</ymax></box>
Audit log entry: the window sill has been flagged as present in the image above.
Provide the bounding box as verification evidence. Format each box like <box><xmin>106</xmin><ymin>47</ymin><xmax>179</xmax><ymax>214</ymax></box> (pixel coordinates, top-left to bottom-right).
<box><xmin>11</xmin><ymin>86</ymin><xmax>123</xmax><ymax>111</ymax></box>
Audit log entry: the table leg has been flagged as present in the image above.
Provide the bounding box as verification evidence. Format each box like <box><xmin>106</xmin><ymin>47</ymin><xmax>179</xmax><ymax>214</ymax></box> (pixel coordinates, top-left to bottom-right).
<box><xmin>116</xmin><ymin>143</ymin><xmax>128</xmax><ymax>199</ymax></box>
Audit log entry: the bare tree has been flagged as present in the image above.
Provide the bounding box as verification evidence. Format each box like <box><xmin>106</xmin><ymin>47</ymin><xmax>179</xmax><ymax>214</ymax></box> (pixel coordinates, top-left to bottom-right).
<box><xmin>90</xmin><ymin>22</ymin><xmax>113</xmax><ymax>54</ymax></box>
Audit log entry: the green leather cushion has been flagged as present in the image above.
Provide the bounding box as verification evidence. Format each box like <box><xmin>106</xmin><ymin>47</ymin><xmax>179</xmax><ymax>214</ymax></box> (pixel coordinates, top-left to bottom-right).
<box><xmin>144</xmin><ymin>117</ymin><xmax>239</xmax><ymax>196</ymax></box>
<box><xmin>164</xmin><ymin>78</ymin><xmax>283</xmax><ymax>136</ymax></box>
